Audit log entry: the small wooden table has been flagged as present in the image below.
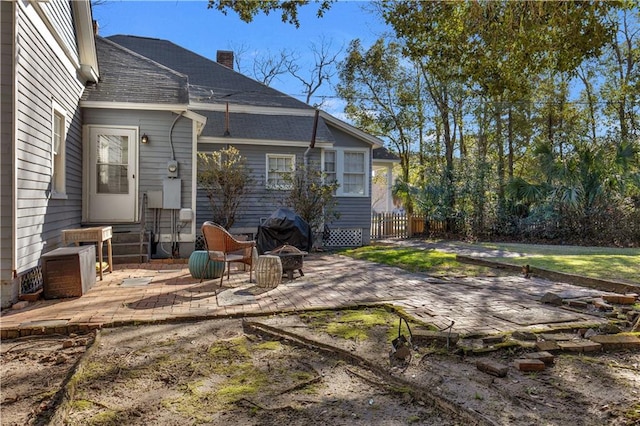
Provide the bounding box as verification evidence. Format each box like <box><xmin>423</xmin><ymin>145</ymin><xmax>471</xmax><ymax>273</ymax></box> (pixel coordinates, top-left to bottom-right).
<box><xmin>62</xmin><ymin>226</ymin><xmax>113</xmax><ymax>280</ymax></box>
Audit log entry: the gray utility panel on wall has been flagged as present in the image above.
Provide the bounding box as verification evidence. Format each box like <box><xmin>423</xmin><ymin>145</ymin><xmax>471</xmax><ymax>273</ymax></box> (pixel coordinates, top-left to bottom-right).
<box><xmin>162</xmin><ymin>178</ymin><xmax>182</xmax><ymax>210</ymax></box>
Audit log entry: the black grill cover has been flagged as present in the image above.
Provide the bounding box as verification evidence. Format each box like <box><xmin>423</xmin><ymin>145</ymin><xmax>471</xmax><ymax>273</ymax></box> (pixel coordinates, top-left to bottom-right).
<box><xmin>256</xmin><ymin>208</ymin><xmax>312</xmax><ymax>254</ymax></box>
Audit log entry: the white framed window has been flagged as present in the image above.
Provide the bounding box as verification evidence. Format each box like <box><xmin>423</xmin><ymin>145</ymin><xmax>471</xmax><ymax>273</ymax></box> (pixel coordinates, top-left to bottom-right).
<box><xmin>343</xmin><ymin>151</ymin><xmax>366</xmax><ymax>195</ymax></box>
<box><xmin>323</xmin><ymin>148</ymin><xmax>369</xmax><ymax>197</ymax></box>
<box><xmin>266</xmin><ymin>154</ymin><xmax>295</xmax><ymax>189</ymax></box>
<box><xmin>324</xmin><ymin>150</ymin><xmax>337</xmax><ymax>185</ymax></box>
<box><xmin>51</xmin><ymin>101</ymin><xmax>66</xmax><ymax>198</ymax></box>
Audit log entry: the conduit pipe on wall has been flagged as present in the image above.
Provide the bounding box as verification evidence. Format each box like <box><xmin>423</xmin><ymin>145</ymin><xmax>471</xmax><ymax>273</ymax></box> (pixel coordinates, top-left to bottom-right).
<box><xmin>169</xmin><ymin>111</ymin><xmax>184</xmax><ymax>162</ymax></box>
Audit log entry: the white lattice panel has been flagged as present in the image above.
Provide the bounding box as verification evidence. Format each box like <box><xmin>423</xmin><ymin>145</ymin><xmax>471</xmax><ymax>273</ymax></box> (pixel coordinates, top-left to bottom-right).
<box><xmin>326</xmin><ymin>228</ymin><xmax>363</xmax><ymax>247</ymax></box>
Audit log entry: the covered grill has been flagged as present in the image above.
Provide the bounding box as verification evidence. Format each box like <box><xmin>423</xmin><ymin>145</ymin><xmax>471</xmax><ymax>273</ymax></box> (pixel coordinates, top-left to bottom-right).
<box><xmin>256</xmin><ymin>208</ymin><xmax>312</xmax><ymax>254</ymax></box>
<box><xmin>256</xmin><ymin>208</ymin><xmax>312</xmax><ymax>279</ymax></box>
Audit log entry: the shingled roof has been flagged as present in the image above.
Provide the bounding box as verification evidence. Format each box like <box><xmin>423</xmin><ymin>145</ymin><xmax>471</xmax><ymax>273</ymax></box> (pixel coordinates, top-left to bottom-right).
<box><xmin>196</xmin><ymin>110</ymin><xmax>334</xmax><ymax>143</ymax></box>
<box><xmin>107</xmin><ymin>35</ymin><xmax>311</xmax><ymax>110</ymax></box>
<box><xmin>373</xmin><ymin>147</ymin><xmax>400</xmax><ymax>161</ymax></box>
<box><xmin>82</xmin><ymin>37</ymin><xmax>189</xmax><ymax>104</ymax></box>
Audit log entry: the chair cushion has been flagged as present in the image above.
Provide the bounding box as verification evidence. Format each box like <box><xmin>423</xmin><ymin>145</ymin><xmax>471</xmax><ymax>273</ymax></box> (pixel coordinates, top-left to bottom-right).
<box><xmin>224</xmin><ymin>253</ymin><xmax>246</xmax><ymax>262</ymax></box>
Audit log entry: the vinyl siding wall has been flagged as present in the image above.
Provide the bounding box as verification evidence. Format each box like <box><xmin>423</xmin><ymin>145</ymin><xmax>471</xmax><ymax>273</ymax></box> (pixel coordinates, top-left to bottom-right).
<box><xmin>38</xmin><ymin>0</ymin><xmax>78</xmax><ymax>61</ymax></box>
<box><xmin>195</xmin><ymin>143</ymin><xmax>319</xmax><ymax>233</ymax></box>
<box><xmin>14</xmin><ymin>1</ymin><xmax>86</xmax><ymax>276</ymax></box>
<box><xmin>1</xmin><ymin>1</ymin><xmax>15</xmax><ymax>290</ymax></box>
<box><xmin>324</xmin><ymin>125</ymin><xmax>373</xmax><ymax>244</ymax></box>
<box><xmin>196</xmin><ymin>132</ymin><xmax>373</xmax><ymax>244</ymax></box>
<box><xmin>82</xmin><ymin>109</ymin><xmax>195</xmax><ymax>245</ymax></box>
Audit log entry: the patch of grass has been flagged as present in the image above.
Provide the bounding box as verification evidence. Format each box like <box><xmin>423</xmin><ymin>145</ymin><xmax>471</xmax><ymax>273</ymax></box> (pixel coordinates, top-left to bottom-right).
<box><xmin>493</xmin><ymin>255</ymin><xmax>639</xmax><ymax>284</ymax></box>
<box><xmin>216</xmin><ymin>366</ymin><xmax>268</xmax><ymax>402</ymax></box>
<box><xmin>255</xmin><ymin>340</ymin><xmax>282</xmax><ymax>351</ymax></box>
<box><xmin>478</xmin><ymin>242</ymin><xmax>639</xmax><ymax>256</ymax></box>
<box><xmin>624</xmin><ymin>403</ymin><xmax>640</xmax><ymax>422</ymax></box>
<box><xmin>88</xmin><ymin>410</ymin><xmax>121</xmax><ymax>426</ymax></box>
<box><xmin>71</xmin><ymin>399</ymin><xmax>94</xmax><ymax>411</ymax></box>
<box><xmin>162</xmin><ymin>381</ymin><xmax>218</xmax><ymax>423</ymax></box>
<box><xmin>388</xmin><ymin>385</ymin><xmax>413</xmax><ymax>395</ymax></box>
<box><xmin>300</xmin><ymin>307</ymin><xmax>402</xmax><ymax>341</ymax></box>
<box><xmin>474</xmin><ymin>242</ymin><xmax>640</xmax><ymax>284</ymax></box>
<box><xmin>340</xmin><ymin>241</ymin><xmax>640</xmax><ymax>284</ymax></box>
<box><xmin>208</xmin><ymin>336</ymin><xmax>251</xmax><ymax>364</ymax></box>
<box><xmin>340</xmin><ymin>245</ymin><xmax>493</xmax><ymax>277</ymax></box>
<box><xmin>70</xmin><ymin>361</ymin><xmax>117</xmax><ymax>386</ymax></box>
<box><xmin>163</xmin><ymin>361</ymin><xmax>269</xmax><ymax>422</ymax></box>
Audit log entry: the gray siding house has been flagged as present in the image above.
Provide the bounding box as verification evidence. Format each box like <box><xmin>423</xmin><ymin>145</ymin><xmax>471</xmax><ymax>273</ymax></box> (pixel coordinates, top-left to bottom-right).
<box><xmin>103</xmin><ymin>35</ymin><xmax>384</xmax><ymax>248</ymax></box>
<box><xmin>1</xmin><ymin>0</ymin><xmax>389</xmax><ymax>308</ymax></box>
<box><xmin>1</xmin><ymin>0</ymin><xmax>99</xmax><ymax>307</ymax></box>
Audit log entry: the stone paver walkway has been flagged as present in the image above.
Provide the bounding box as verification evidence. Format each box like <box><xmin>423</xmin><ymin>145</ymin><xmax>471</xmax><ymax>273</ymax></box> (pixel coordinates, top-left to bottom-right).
<box><xmin>0</xmin><ymin>247</ymin><xmax>610</xmax><ymax>339</ymax></box>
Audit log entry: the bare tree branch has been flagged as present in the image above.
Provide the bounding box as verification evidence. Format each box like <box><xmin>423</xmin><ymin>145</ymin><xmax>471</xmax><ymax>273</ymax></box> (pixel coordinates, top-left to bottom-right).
<box><xmin>253</xmin><ymin>49</ymin><xmax>293</xmax><ymax>86</ymax></box>
<box><xmin>286</xmin><ymin>36</ymin><xmax>342</xmax><ymax>107</ymax></box>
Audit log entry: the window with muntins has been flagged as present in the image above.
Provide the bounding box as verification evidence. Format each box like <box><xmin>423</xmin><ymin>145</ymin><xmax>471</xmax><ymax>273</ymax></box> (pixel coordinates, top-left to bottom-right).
<box><xmin>51</xmin><ymin>106</ymin><xmax>66</xmax><ymax>198</ymax></box>
<box><xmin>343</xmin><ymin>151</ymin><xmax>365</xmax><ymax>195</ymax></box>
<box><xmin>323</xmin><ymin>148</ymin><xmax>368</xmax><ymax>197</ymax></box>
<box><xmin>266</xmin><ymin>154</ymin><xmax>295</xmax><ymax>189</ymax></box>
<box><xmin>324</xmin><ymin>150</ymin><xmax>337</xmax><ymax>186</ymax></box>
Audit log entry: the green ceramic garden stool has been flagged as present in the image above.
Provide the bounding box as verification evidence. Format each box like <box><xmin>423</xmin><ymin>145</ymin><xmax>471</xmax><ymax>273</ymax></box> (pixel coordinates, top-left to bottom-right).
<box><xmin>188</xmin><ymin>250</ymin><xmax>225</xmax><ymax>279</ymax></box>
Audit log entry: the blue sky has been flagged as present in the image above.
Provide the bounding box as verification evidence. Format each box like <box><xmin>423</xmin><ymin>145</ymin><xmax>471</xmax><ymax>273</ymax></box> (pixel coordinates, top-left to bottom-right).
<box><xmin>92</xmin><ymin>1</ymin><xmax>389</xmax><ymax>117</ymax></box>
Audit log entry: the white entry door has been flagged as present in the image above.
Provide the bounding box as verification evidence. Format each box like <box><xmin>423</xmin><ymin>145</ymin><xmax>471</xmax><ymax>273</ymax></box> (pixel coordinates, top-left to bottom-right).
<box><xmin>87</xmin><ymin>127</ymin><xmax>138</xmax><ymax>222</ymax></box>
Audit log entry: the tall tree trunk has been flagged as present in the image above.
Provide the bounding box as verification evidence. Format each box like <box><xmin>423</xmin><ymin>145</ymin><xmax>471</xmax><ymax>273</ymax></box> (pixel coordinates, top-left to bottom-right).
<box><xmin>495</xmin><ymin>100</ymin><xmax>506</xmax><ymax>224</ymax></box>
<box><xmin>508</xmin><ymin>106</ymin><xmax>514</xmax><ymax>179</ymax></box>
<box><xmin>442</xmin><ymin>94</ymin><xmax>456</xmax><ymax>231</ymax></box>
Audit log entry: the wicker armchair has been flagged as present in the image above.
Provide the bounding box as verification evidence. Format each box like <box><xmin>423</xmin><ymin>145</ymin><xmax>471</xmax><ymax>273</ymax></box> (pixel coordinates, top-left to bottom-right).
<box><xmin>201</xmin><ymin>221</ymin><xmax>255</xmax><ymax>285</ymax></box>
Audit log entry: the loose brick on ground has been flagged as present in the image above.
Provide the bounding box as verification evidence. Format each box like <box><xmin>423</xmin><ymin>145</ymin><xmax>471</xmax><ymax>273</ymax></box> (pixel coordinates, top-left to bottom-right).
<box><xmin>524</xmin><ymin>351</ymin><xmax>555</xmax><ymax>365</ymax></box>
<box><xmin>557</xmin><ymin>341</ymin><xmax>602</xmax><ymax>353</ymax></box>
<box><xmin>589</xmin><ymin>334</ymin><xmax>640</xmax><ymax>351</ymax></box>
<box><xmin>511</xmin><ymin>330</ymin><xmax>537</xmax><ymax>341</ymax></box>
<box><xmin>539</xmin><ymin>333</ymin><xmax>574</xmax><ymax>341</ymax></box>
<box><xmin>535</xmin><ymin>341</ymin><xmax>560</xmax><ymax>352</ymax></box>
<box><xmin>476</xmin><ymin>359</ymin><xmax>509</xmax><ymax>377</ymax></box>
<box><xmin>568</xmin><ymin>300</ymin><xmax>589</xmax><ymax>309</ymax></box>
<box><xmin>603</xmin><ymin>294</ymin><xmax>637</xmax><ymax>305</ymax></box>
<box><xmin>411</xmin><ymin>330</ymin><xmax>460</xmax><ymax>346</ymax></box>
<box><xmin>482</xmin><ymin>335</ymin><xmax>505</xmax><ymax>344</ymax></box>
<box><xmin>514</xmin><ymin>358</ymin><xmax>545</xmax><ymax>372</ymax></box>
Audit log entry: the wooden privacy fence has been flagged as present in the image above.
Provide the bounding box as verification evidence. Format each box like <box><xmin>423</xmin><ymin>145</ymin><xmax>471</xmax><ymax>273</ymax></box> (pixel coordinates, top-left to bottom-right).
<box><xmin>370</xmin><ymin>213</ymin><xmax>446</xmax><ymax>239</ymax></box>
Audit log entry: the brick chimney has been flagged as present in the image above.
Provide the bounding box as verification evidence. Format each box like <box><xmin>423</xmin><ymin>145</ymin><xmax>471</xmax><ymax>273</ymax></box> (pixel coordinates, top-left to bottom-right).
<box><xmin>216</xmin><ymin>50</ymin><xmax>234</xmax><ymax>70</ymax></box>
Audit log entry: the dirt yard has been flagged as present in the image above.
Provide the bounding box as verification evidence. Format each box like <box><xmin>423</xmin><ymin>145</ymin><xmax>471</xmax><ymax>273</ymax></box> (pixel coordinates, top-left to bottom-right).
<box><xmin>1</xmin><ymin>310</ymin><xmax>639</xmax><ymax>425</ymax></box>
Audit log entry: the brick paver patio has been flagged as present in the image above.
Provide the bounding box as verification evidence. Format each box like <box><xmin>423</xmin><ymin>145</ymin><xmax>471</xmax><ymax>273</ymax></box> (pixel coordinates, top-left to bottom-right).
<box><xmin>0</xmin><ymin>249</ymin><xmax>610</xmax><ymax>339</ymax></box>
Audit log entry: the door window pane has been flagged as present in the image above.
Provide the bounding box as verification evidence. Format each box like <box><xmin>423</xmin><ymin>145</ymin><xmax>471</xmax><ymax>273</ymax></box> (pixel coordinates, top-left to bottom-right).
<box><xmin>96</xmin><ymin>135</ymin><xmax>129</xmax><ymax>194</ymax></box>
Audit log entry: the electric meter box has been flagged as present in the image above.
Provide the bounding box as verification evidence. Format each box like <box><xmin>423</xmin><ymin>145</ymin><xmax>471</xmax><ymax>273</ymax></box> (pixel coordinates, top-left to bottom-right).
<box><xmin>162</xmin><ymin>178</ymin><xmax>181</xmax><ymax>209</ymax></box>
<box><xmin>167</xmin><ymin>160</ymin><xmax>179</xmax><ymax>178</ymax></box>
